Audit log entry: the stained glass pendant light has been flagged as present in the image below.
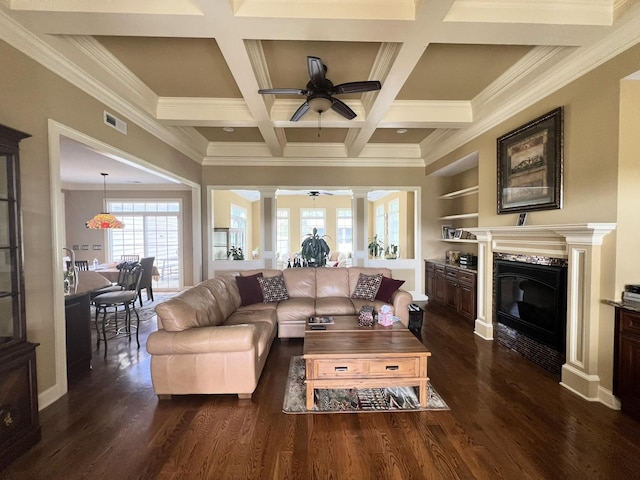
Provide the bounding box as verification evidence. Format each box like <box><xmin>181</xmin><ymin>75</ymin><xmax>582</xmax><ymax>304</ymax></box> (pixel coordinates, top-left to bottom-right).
<box><xmin>85</xmin><ymin>173</ymin><xmax>124</xmax><ymax>229</ymax></box>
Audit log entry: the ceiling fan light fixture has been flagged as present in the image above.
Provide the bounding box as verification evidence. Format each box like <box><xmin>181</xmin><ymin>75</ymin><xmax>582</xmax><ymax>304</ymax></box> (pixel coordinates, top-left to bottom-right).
<box><xmin>308</xmin><ymin>96</ymin><xmax>333</xmax><ymax>114</ymax></box>
<box><xmin>85</xmin><ymin>173</ymin><xmax>124</xmax><ymax>229</ymax></box>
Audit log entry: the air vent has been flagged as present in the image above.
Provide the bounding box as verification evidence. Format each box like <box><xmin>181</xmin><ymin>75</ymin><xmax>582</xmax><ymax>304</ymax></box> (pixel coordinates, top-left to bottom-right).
<box><xmin>103</xmin><ymin>111</ymin><xmax>127</xmax><ymax>134</ymax></box>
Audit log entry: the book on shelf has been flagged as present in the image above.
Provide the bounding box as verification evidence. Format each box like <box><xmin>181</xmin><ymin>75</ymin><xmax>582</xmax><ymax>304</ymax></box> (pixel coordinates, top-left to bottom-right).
<box><xmin>308</xmin><ymin>316</ymin><xmax>334</xmax><ymax>325</ymax></box>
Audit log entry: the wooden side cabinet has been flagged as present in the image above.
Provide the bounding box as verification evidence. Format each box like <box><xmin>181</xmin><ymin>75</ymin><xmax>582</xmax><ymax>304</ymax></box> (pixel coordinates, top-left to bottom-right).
<box><xmin>425</xmin><ymin>260</ymin><xmax>477</xmax><ymax>324</ymax></box>
<box><xmin>0</xmin><ymin>124</ymin><xmax>40</xmax><ymax>470</ymax></box>
<box><xmin>614</xmin><ymin>306</ymin><xmax>640</xmax><ymax>420</ymax></box>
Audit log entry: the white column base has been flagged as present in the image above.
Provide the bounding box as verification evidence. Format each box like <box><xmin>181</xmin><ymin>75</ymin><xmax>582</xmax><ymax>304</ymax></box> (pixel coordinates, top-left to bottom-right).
<box><xmin>474</xmin><ymin>318</ymin><xmax>494</xmax><ymax>340</ymax></box>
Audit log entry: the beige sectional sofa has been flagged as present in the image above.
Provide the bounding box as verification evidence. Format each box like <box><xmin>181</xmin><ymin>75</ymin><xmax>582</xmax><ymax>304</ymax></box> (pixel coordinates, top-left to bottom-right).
<box><xmin>146</xmin><ymin>267</ymin><xmax>412</xmax><ymax>399</ymax></box>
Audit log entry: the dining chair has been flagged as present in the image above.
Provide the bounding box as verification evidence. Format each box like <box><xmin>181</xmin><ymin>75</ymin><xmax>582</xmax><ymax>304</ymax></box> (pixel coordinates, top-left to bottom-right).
<box><xmin>120</xmin><ymin>255</ymin><xmax>140</xmax><ymax>263</ymax></box>
<box><xmin>92</xmin><ymin>264</ymin><xmax>144</xmax><ymax>357</ymax></box>
<box><xmin>67</xmin><ymin>260</ymin><xmax>89</xmax><ymax>271</ymax></box>
<box><xmin>137</xmin><ymin>256</ymin><xmax>155</xmax><ymax>307</ymax></box>
<box><xmin>90</xmin><ymin>262</ymin><xmax>135</xmax><ymax>314</ymax></box>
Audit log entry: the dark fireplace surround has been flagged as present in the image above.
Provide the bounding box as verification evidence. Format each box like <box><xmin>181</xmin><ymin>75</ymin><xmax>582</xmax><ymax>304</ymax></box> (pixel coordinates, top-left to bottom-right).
<box><xmin>493</xmin><ymin>253</ymin><xmax>568</xmax><ymax>374</ymax></box>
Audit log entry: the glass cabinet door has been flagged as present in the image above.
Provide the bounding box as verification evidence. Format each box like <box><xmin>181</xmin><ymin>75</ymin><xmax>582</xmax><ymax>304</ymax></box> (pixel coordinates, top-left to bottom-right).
<box><xmin>213</xmin><ymin>228</ymin><xmax>229</xmax><ymax>260</ymax></box>
<box><xmin>0</xmin><ymin>125</ymin><xmax>28</xmax><ymax>348</ymax></box>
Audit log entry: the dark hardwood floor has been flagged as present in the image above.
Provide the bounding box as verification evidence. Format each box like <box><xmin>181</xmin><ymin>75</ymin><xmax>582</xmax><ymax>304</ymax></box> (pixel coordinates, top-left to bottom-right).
<box><xmin>3</xmin><ymin>300</ymin><xmax>640</xmax><ymax>479</ymax></box>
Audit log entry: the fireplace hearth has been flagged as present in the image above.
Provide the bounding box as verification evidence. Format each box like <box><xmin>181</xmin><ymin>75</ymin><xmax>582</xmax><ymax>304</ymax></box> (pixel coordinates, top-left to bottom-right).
<box><xmin>494</xmin><ymin>254</ymin><xmax>568</xmax><ymax>374</ymax></box>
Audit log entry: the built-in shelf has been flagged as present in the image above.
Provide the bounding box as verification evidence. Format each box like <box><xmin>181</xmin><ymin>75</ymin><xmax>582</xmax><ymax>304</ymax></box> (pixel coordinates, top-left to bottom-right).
<box><xmin>438</xmin><ymin>213</ymin><xmax>479</xmax><ymax>221</ymax></box>
<box><xmin>438</xmin><ymin>185</ymin><xmax>479</xmax><ymax>200</ymax></box>
<box><xmin>440</xmin><ymin>238</ymin><xmax>478</xmax><ymax>244</ymax></box>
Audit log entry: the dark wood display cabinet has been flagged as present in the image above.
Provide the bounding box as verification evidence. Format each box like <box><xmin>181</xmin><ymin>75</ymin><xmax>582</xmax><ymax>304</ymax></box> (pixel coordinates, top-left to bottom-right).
<box><xmin>614</xmin><ymin>305</ymin><xmax>640</xmax><ymax>420</ymax></box>
<box><xmin>0</xmin><ymin>124</ymin><xmax>40</xmax><ymax>471</ymax></box>
<box><xmin>425</xmin><ymin>260</ymin><xmax>477</xmax><ymax>324</ymax></box>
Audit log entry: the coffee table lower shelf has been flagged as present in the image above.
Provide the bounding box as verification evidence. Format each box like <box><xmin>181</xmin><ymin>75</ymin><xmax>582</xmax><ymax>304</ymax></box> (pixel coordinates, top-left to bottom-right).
<box><xmin>305</xmin><ymin>376</ymin><xmax>428</xmax><ymax>411</ymax></box>
<box><xmin>303</xmin><ymin>355</ymin><xmax>430</xmax><ymax>411</ymax></box>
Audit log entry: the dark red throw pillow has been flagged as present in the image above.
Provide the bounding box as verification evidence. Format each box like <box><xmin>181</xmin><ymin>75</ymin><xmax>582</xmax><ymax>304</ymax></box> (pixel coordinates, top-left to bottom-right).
<box><xmin>236</xmin><ymin>272</ymin><xmax>264</xmax><ymax>306</ymax></box>
<box><xmin>375</xmin><ymin>276</ymin><xmax>405</xmax><ymax>303</ymax></box>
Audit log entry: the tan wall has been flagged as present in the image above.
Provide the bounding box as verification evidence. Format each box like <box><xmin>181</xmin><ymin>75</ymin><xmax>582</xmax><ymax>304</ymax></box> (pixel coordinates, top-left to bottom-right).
<box><xmin>0</xmin><ymin>40</ymin><xmax>201</xmax><ymax>395</ymax></box>
<box><xmin>63</xmin><ymin>189</ymin><xmax>194</xmax><ymax>282</ymax></box>
<box><xmin>427</xmin><ymin>42</ymin><xmax>640</xmax><ymax>391</ymax></box>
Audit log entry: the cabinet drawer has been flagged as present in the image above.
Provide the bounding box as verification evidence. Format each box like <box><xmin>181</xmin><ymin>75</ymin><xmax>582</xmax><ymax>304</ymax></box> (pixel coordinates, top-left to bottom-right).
<box><xmin>458</xmin><ymin>271</ymin><xmax>476</xmax><ymax>285</ymax></box>
<box><xmin>445</xmin><ymin>267</ymin><xmax>458</xmax><ymax>280</ymax></box>
<box><xmin>435</xmin><ymin>265</ymin><xmax>445</xmax><ymax>274</ymax></box>
<box><xmin>312</xmin><ymin>357</ymin><xmax>420</xmax><ymax>379</ymax></box>
<box><xmin>314</xmin><ymin>359</ymin><xmax>368</xmax><ymax>378</ymax></box>
<box><xmin>620</xmin><ymin>310</ymin><xmax>640</xmax><ymax>337</ymax></box>
<box><xmin>368</xmin><ymin>357</ymin><xmax>420</xmax><ymax>377</ymax></box>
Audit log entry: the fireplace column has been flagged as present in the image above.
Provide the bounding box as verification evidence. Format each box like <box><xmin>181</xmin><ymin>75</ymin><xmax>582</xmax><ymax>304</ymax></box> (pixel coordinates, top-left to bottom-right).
<box><xmin>473</xmin><ymin>229</ymin><xmax>494</xmax><ymax>340</ymax></box>
<box><xmin>554</xmin><ymin>225</ymin><xmax>617</xmax><ymax>403</ymax></box>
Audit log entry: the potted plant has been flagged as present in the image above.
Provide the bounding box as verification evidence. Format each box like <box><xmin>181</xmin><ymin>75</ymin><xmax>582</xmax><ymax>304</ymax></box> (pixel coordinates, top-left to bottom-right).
<box><xmin>368</xmin><ymin>235</ymin><xmax>384</xmax><ymax>258</ymax></box>
<box><xmin>385</xmin><ymin>244</ymin><xmax>398</xmax><ymax>259</ymax></box>
<box><xmin>301</xmin><ymin>228</ymin><xmax>331</xmax><ymax>267</ymax></box>
<box><xmin>228</xmin><ymin>246</ymin><xmax>244</xmax><ymax>260</ymax></box>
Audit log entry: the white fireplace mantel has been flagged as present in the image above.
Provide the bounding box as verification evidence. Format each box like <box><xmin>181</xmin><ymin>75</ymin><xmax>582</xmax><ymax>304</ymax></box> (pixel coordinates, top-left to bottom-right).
<box><xmin>466</xmin><ymin>223</ymin><xmax>618</xmax><ymax>408</ymax></box>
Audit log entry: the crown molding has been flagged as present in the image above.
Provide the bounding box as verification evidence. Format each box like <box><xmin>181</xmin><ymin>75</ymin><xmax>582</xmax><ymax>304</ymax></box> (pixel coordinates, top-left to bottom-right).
<box><xmin>63</xmin><ymin>35</ymin><xmax>158</xmax><ymax>115</ymax></box>
<box><xmin>202</xmin><ymin>155</ymin><xmax>425</xmax><ymax>167</ymax></box>
<box><xmin>0</xmin><ymin>10</ymin><xmax>205</xmax><ymax>164</ymax></box>
<box><xmin>424</xmin><ymin>7</ymin><xmax>640</xmax><ymax>166</ymax></box>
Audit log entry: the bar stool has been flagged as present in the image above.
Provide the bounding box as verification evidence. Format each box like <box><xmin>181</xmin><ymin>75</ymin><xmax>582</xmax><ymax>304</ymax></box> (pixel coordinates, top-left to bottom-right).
<box><xmin>92</xmin><ymin>265</ymin><xmax>144</xmax><ymax>357</ymax></box>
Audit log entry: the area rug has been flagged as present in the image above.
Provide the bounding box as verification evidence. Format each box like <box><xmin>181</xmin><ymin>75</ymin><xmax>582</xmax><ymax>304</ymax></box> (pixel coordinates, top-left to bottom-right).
<box><xmin>282</xmin><ymin>355</ymin><xmax>449</xmax><ymax>414</ymax></box>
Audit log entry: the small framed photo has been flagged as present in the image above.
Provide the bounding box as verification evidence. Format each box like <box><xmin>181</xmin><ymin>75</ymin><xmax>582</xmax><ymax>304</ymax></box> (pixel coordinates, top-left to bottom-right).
<box><xmin>441</xmin><ymin>225</ymin><xmax>452</xmax><ymax>239</ymax></box>
<box><xmin>517</xmin><ymin>212</ymin><xmax>527</xmax><ymax>226</ymax></box>
<box><xmin>453</xmin><ymin>228</ymin><xmax>463</xmax><ymax>239</ymax></box>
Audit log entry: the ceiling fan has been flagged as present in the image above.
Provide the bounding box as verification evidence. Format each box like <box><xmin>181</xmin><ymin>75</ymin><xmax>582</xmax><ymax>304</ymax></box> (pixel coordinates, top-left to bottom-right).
<box><xmin>258</xmin><ymin>56</ymin><xmax>382</xmax><ymax>121</ymax></box>
<box><xmin>308</xmin><ymin>190</ymin><xmax>333</xmax><ymax>197</ymax></box>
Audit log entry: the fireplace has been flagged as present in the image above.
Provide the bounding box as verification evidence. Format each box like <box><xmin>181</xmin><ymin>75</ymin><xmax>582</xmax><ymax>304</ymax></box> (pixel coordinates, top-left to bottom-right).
<box><xmin>467</xmin><ymin>224</ymin><xmax>617</xmax><ymax>406</ymax></box>
<box><xmin>494</xmin><ymin>256</ymin><xmax>568</xmax><ymax>374</ymax></box>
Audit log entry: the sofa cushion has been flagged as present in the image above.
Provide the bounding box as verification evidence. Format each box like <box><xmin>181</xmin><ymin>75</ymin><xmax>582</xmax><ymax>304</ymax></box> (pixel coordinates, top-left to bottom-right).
<box><xmin>282</xmin><ymin>268</ymin><xmax>316</xmax><ymax>297</ymax></box>
<box><xmin>375</xmin><ymin>276</ymin><xmax>406</xmax><ymax>303</ymax></box>
<box><xmin>224</xmin><ymin>308</ymin><xmax>277</xmax><ymax>331</ymax></box>
<box><xmin>315</xmin><ymin>268</ymin><xmax>350</xmax><ymax>298</ymax></box>
<box><xmin>276</xmin><ymin>297</ymin><xmax>316</xmax><ymax>322</ymax></box>
<box><xmin>235</xmin><ymin>272</ymin><xmax>264</xmax><ymax>306</ymax></box>
<box><xmin>258</xmin><ymin>274</ymin><xmax>289</xmax><ymax>302</ymax></box>
<box><xmin>351</xmin><ymin>272</ymin><xmax>383</xmax><ymax>301</ymax></box>
<box><xmin>201</xmin><ymin>276</ymin><xmax>241</xmax><ymax>319</ymax></box>
<box><xmin>155</xmin><ymin>285</ymin><xmax>224</xmax><ymax>332</ymax></box>
<box><xmin>315</xmin><ymin>297</ymin><xmax>357</xmax><ymax>317</ymax></box>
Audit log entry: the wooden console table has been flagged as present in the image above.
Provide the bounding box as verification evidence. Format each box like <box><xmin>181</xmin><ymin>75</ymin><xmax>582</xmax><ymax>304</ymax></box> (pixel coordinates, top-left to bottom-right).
<box><xmin>303</xmin><ymin>319</ymin><xmax>431</xmax><ymax>410</ymax></box>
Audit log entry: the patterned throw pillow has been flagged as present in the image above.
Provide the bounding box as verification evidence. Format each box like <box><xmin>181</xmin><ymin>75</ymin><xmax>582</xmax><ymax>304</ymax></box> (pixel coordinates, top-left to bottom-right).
<box><xmin>258</xmin><ymin>274</ymin><xmax>290</xmax><ymax>303</ymax></box>
<box><xmin>351</xmin><ymin>273</ymin><xmax>383</xmax><ymax>301</ymax></box>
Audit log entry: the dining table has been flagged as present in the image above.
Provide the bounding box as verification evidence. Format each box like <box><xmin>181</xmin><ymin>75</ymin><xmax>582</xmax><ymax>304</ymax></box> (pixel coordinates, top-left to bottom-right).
<box><xmin>93</xmin><ymin>265</ymin><xmax>160</xmax><ymax>283</ymax></box>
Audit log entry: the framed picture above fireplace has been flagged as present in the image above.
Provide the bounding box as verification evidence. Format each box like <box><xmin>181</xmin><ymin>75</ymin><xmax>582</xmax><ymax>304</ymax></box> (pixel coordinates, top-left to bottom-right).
<box><xmin>497</xmin><ymin>107</ymin><xmax>563</xmax><ymax>214</ymax></box>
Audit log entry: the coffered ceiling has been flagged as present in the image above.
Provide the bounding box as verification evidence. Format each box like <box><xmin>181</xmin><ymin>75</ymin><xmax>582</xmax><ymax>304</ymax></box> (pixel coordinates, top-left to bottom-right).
<box><xmin>2</xmin><ymin>0</ymin><xmax>640</xmax><ymax>183</ymax></box>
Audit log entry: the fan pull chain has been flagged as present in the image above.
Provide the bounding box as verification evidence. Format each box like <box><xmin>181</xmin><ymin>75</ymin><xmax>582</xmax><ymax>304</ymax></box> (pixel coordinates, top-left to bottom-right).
<box><xmin>317</xmin><ymin>111</ymin><xmax>322</xmax><ymax>137</ymax></box>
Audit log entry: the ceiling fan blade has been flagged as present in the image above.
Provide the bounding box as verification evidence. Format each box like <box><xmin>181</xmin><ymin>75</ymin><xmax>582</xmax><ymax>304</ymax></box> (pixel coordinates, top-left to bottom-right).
<box><xmin>307</xmin><ymin>56</ymin><xmax>327</xmax><ymax>87</ymax></box>
<box><xmin>290</xmin><ymin>101</ymin><xmax>311</xmax><ymax>121</ymax></box>
<box><xmin>332</xmin><ymin>81</ymin><xmax>382</xmax><ymax>95</ymax></box>
<box><xmin>330</xmin><ymin>98</ymin><xmax>357</xmax><ymax>120</ymax></box>
<box><xmin>258</xmin><ymin>88</ymin><xmax>306</xmax><ymax>95</ymax></box>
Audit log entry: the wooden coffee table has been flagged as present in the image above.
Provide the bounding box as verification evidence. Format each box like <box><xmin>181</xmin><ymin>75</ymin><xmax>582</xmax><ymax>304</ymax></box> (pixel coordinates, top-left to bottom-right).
<box><xmin>303</xmin><ymin>317</ymin><xmax>431</xmax><ymax>410</ymax></box>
